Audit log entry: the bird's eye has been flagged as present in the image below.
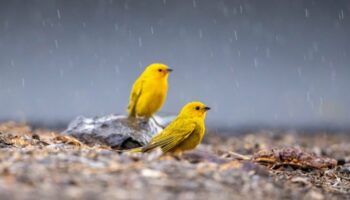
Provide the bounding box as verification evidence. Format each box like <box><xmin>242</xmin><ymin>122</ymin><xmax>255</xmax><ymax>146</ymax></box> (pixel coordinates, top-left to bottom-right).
<box><xmin>195</xmin><ymin>106</ymin><xmax>200</xmax><ymax>110</ymax></box>
<box><xmin>158</xmin><ymin>69</ymin><xmax>162</xmax><ymax>72</ymax></box>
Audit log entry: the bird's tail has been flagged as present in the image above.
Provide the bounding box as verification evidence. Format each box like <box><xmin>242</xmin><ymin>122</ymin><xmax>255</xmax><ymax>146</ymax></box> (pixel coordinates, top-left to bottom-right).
<box><xmin>128</xmin><ymin>112</ymin><xmax>136</xmax><ymax>119</ymax></box>
<box><xmin>127</xmin><ymin>102</ymin><xmax>137</xmax><ymax>118</ymax></box>
<box><xmin>128</xmin><ymin>111</ymin><xmax>136</xmax><ymax>119</ymax></box>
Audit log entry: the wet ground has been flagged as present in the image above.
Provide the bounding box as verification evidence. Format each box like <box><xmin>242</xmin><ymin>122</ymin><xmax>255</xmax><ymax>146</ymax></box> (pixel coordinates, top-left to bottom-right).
<box><xmin>0</xmin><ymin>122</ymin><xmax>349</xmax><ymax>200</ymax></box>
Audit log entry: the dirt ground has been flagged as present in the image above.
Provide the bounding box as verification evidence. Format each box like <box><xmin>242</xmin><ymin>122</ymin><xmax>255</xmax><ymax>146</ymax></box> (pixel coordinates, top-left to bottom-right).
<box><xmin>0</xmin><ymin>122</ymin><xmax>349</xmax><ymax>200</ymax></box>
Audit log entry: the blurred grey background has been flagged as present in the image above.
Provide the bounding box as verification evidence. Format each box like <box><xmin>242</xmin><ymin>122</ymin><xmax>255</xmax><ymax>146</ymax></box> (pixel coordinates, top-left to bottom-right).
<box><xmin>0</xmin><ymin>0</ymin><xmax>349</xmax><ymax>130</ymax></box>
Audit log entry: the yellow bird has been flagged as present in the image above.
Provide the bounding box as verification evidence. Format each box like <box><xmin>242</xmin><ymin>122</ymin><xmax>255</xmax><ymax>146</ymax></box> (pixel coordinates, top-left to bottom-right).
<box><xmin>127</xmin><ymin>63</ymin><xmax>172</xmax><ymax>118</ymax></box>
<box><xmin>131</xmin><ymin>102</ymin><xmax>210</xmax><ymax>154</ymax></box>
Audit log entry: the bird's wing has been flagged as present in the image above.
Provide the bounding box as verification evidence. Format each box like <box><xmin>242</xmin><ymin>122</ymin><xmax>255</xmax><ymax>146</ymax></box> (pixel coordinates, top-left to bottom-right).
<box><xmin>142</xmin><ymin>120</ymin><xmax>196</xmax><ymax>153</ymax></box>
<box><xmin>128</xmin><ymin>78</ymin><xmax>144</xmax><ymax>117</ymax></box>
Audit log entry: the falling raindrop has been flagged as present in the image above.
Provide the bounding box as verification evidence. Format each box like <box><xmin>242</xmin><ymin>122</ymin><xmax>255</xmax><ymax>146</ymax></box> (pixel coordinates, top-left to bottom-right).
<box><xmin>54</xmin><ymin>40</ymin><xmax>59</xmax><ymax>48</ymax></box>
<box><xmin>234</xmin><ymin>30</ymin><xmax>238</xmax><ymax>40</ymax></box>
<box><xmin>312</xmin><ymin>42</ymin><xmax>318</xmax><ymax>52</ymax></box>
<box><xmin>163</xmin><ymin>0</ymin><xmax>166</xmax><ymax>6</ymax></box>
<box><xmin>265</xmin><ymin>48</ymin><xmax>270</xmax><ymax>58</ymax></box>
<box><xmin>339</xmin><ymin>9</ymin><xmax>344</xmax><ymax>20</ymax></box>
<box><xmin>319</xmin><ymin>97</ymin><xmax>324</xmax><ymax>115</ymax></box>
<box><xmin>138</xmin><ymin>61</ymin><xmax>143</xmax><ymax>68</ymax></box>
<box><xmin>253</xmin><ymin>58</ymin><xmax>258</xmax><ymax>68</ymax></box>
<box><xmin>198</xmin><ymin>29</ymin><xmax>203</xmax><ymax>39</ymax></box>
<box><xmin>114</xmin><ymin>24</ymin><xmax>119</xmax><ymax>31</ymax></box>
<box><xmin>237</xmin><ymin>50</ymin><xmax>241</xmax><ymax>57</ymax></box>
<box><xmin>306</xmin><ymin>91</ymin><xmax>311</xmax><ymax>102</ymax></box>
<box><xmin>124</xmin><ymin>1</ymin><xmax>129</xmax><ymax>10</ymax></box>
<box><xmin>239</xmin><ymin>5</ymin><xmax>243</xmax><ymax>14</ymax></box>
<box><xmin>306</xmin><ymin>91</ymin><xmax>314</xmax><ymax>109</ymax></box>
<box><xmin>150</xmin><ymin>26</ymin><xmax>154</xmax><ymax>35</ymax></box>
<box><xmin>193</xmin><ymin>0</ymin><xmax>197</xmax><ymax>8</ymax></box>
<box><xmin>297</xmin><ymin>67</ymin><xmax>302</xmax><ymax>77</ymax></box>
<box><xmin>57</xmin><ymin>9</ymin><xmax>61</xmax><ymax>19</ymax></box>
<box><xmin>305</xmin><ymin>8</ymin><xmax>309</xmax><ymax>18</ymax></box>
<box><xmin>21</xmin><ymin>78</ymin><xmax>25</xmax><ymax>88</ymax></box>
<box><xmin>275</xmin><ymin>35</ymin><xmax>279</xmax><ymax>42</ymax></box>
<box><xmin>138</xmin><ymin>37</ymin><xmax>143</xmax><ymax>47</ymax></box>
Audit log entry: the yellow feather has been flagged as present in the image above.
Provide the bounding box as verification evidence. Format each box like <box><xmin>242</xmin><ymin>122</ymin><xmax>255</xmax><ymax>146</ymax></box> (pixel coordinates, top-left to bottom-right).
<box><xmin>129</xmin><ymin>147</ymin><xmax>142</xmax><ymax>153</ymax></box>
<box><xmin>127</xmin><ymin>63</ymin><xmax>171</xmax><ymax>118</ymax></box>
<box><xmin>131</xmin><ymin>102</ymin><xmax>210</xmax><ymax>154</ymax></box>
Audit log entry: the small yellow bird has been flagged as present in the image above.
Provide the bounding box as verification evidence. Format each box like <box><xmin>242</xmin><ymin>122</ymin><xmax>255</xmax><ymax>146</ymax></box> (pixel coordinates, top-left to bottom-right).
<box><xmin>128</xmin><ymin>63</ymin><xmax>172</xmax><ymax>118</ymax></box>
<box><xmin>131</xmin><ymin>102</ymin><xmax>210</xmax><ymax>154</ymax></box>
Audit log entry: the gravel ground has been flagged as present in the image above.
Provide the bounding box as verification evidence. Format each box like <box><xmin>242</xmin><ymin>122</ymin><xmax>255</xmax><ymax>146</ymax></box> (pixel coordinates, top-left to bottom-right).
<box><xmin>0</xmin><ymin>122</ymin><xmax>349</xmax><ymax>200</ymax></box>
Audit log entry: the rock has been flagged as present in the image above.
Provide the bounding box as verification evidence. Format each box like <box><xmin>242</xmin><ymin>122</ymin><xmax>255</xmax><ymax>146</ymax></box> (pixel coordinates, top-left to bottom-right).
<box><xmin>64</xmin><ymin>114</ymin><xmax>166</xmax><ymax>149</ymax></box>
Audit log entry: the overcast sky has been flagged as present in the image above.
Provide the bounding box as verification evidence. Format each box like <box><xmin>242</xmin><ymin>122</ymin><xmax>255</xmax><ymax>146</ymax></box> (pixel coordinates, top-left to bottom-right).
<box><xmin>0</xmin><ymin>0</ymin><xmax>349</xmax><ymax>129</ymax></box>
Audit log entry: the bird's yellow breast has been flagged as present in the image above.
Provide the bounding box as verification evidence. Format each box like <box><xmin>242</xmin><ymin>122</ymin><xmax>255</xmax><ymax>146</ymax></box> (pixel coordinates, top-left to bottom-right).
<box><xmin>135</xmin><ymin>78</ymin><xmax>168</xmax><ymax>118</ymax></box>
<box><xmin>170</xmin><ymin>120</ymin><xmax>205</xmax><ymax>153</ymax></box>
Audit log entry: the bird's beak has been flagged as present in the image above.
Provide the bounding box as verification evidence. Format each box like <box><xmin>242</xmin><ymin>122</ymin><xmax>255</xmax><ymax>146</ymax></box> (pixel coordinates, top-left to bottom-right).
<box><xmin>204</xmin><ymin>106</ymin><xmax>211</xmax><ymax>111</ymax></box>
<box><xmin>166</xmin><ymin>68</ymin><xmax>173</xmax><ymax>73</ymax></box>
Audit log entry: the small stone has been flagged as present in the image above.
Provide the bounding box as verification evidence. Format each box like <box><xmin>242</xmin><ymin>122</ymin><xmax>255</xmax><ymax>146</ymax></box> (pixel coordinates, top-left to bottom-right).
<box><xmin>141</xmin><ymin>168</ymin><xmax>166</xmax><ymax>178</ymax></box>
<box><xmin>32</xmin><ymin>134</ymin><xmax>40</xmax><ymax>140</ymax></box>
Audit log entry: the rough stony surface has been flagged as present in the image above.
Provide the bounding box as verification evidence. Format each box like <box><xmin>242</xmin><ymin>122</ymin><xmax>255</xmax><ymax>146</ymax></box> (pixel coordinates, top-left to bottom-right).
<box><xmin>0</xmin><ymin>122</ymin><xmax>350</xmax><ymax>200</ymax></box>
<box><xmin>64</xmin><ymin>114</ymin><xmax>164</xmax><ymax>149</ymax></box>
